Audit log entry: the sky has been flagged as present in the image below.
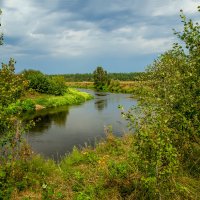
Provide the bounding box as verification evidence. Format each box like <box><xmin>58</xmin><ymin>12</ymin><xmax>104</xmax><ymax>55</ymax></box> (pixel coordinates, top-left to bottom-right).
<box><xmin>0</xmin><ymin>0</ymin><xmax>199</xmax><ymax>74</ymax></box>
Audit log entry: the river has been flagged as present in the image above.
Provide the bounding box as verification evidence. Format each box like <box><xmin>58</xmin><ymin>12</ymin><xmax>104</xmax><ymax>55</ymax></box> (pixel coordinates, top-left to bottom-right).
<box><xmin>25</xmin><ymin>89</ymin><xmax>137</xmax><ymax>161</ymax></box>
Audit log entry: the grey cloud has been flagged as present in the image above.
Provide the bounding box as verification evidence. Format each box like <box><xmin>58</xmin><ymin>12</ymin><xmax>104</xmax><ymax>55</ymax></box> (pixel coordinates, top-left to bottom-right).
<box><xmin>0</xmin><ymin>0</ymin><xmax>199</xmax><ymax>73</ymax></box>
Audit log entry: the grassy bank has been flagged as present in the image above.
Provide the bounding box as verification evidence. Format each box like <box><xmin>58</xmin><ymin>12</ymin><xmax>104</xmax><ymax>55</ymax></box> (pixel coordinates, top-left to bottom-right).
<box><xmin>5</xmin><ymin>88</ymin><xmax>93</xmax><ymax>115</ymax></box>
<box><xmin>1</xmin><ymin>132</ymin><xmax>199</xmax><ymax>200</ymax></box>
<box><xmin>65</xmin><ymin>81</ymin><xmax>151</xmax><ymax>95</ymax></box>
<box><xmin>65</xmin><ymin>81</ymin><xmax>94</xmax><ymax>89</ymax></box>
<box><xmin>31</xmin><ymin>88</ymin><xmax>93</xmax><ymax>109</ymax></box>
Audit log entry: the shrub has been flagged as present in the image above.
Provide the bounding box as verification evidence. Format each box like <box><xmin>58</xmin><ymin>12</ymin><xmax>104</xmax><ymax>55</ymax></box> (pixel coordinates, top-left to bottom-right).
<box><xmin>0</xmin><ymin>58</ymin><xmax>28</xmax><ymax>106</ymax></box>
<box><xmin>22</xmin><ymin>70</ymin><xmax>49</xmax><ymax>94</ymax></box>
<box><xmin>121</xmin><ymin>8</ymin><xmax>200</xmax><ymax>198</ymax></box>
<box><xmin>48</xmin><ymin>76</ymin><xmax>66</xmax><ymax>96</ymax></box>
<box><xmin>22</xmin><ymin>70</ymin><xmax>67</xmax><ymax>95</ymax></box>
<box><xmin>108</xmin><ymin>79</ymin><xmax>121</xmax><ymax>92</ymax></box>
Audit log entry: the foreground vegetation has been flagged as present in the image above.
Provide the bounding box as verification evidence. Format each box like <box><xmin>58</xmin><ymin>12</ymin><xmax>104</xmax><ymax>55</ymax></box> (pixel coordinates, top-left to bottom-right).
<box><xmin>1</xmin><ymin>8</ymin><xmax>200</xmax><ymax>200</ymax></box>
<box><xmin>3</xmin><ymin>131</ymin><xmax>199</xmax><ymax>200</ymax></box>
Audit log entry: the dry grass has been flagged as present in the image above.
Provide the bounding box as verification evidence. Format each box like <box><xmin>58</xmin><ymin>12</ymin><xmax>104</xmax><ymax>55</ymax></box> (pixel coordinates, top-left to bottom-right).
<box><xmin>4</xmin><ymin>132</ymin><xmax>200</xmax><ymax>200</ymax></box>
<box><xmin>65</xmin><ymin>81</ymin><xmax>94</xmax><ymax>89</ymax></box>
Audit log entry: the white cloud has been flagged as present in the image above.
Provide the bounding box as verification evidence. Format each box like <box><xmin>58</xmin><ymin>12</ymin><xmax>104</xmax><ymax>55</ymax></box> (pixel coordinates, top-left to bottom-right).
<box><xmin>0</xmin><ymin>0</ymin><xmax>196</xmax><ymax>71</ymax></box>
<box><xmin>151</xmin><ymin>0</ymin><xmax>199</xmax><ymax>16</ymax></box>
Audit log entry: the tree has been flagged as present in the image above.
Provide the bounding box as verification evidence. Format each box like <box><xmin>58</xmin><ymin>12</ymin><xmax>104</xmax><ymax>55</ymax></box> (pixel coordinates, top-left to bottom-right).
<box><xmin>0</xmin><ymin>58</ymin><xmax>28</xmax><ymax>106</ymax></box>
<box><xmin>93</xmin><ymin>66</ymin><xmax>109</xmax><ymax>91</ymax></box>
<box><xmin>22</xmin><ymin>69</ymin><xmax>66</xmax><ymax>95</ymax></box>
<box><xmin>121</xmin><ymin>8</ymin><xmax>200</xmax><ymax>199</ymax></box>
<box><xmin>0</xmin><ymin>10</ymin><xmax>29</xmax><ymax>166</ymax></box>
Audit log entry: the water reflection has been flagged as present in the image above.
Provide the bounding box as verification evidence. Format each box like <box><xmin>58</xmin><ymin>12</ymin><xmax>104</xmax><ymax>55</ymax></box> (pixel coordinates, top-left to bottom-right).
<box><xmin>30</xmin><ymin>107</ymin><xmax>69</xmax><ymax>133</ymax></box>
<box><xmin>50</xmin><ymin>111</ymin><xmax>68</xmax><ymax>126</ymax></box>
<box><xmin>95</xmin><ymin>92</ymin><xmax>107</xmax><ymax>97</ymax></box>
<box><xmin>94</xmin><ymin>92</ymin><xmax>108</xmax><ymax>111</ymax></box>
<box><xmin>95</xmin><ymin>99</ymin><xmax>108</xmax><ymax>111</ymax></box>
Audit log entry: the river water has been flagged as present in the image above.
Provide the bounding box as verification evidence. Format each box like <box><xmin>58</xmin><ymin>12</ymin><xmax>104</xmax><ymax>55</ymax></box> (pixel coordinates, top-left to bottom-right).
<box><xmin>25</xmin><ymin>89</ymin><xmax>137</xmax><ymax>161</ymax></box>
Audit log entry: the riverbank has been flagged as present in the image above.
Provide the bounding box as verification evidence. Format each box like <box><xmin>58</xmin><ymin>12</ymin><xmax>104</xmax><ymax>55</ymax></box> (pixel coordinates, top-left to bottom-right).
<box><xmin>4</xmin><ymin>132</ymin><xmax>199</xmax><ymax>200</ymax></box>
<box><xmin>30</xmin><ymin>88</ymin><xmax>93</xmax><ymax>109</ymax></box>
<box><xmin>65</xmin><ymin>81</ymin><xmax>152</xmax><ymax>95</ymax></box>
<box><xmin>5</xmin><ymin>88</ymin><xmax>93</xmax><ymax>115</ymax></box>
<box><xmin>2</xmin><ymin>90</ymin><xmax>199</xmax><ymax>199</ymax></box>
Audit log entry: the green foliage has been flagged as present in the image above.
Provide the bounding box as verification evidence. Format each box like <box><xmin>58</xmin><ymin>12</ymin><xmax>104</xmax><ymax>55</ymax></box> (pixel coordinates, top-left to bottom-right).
<box><xmin>0</xmin><ymin>13</ymin><xmax>30</xmax><ymax>181</ymax></box>
<box><xmin>108</xmin><ymin>79</ymin><xmax>120</xmax><ymax>92</ymax></box>
<box><xmin>93</xmin><ymin>66</ymin><xmax>109</xmax><ymax>91</ymax></box>
<box><xmin>22</xmin><ymin>70</ymin><xmax>66</xmax><ymax>96</ymax></box>
<box><xmin>0</xmin><ymin>59</ymin><xmax>28</xmax><ymax>136</ymax></box>
<box><xmin>59</xmin><ymin>72</ymin><xmax>148</xmax><ymax>82</ymax></box>
<box><xmin>61</xmin><ymin>73</ymin><xmax>94</xmax><ymax>82</ymax></box>
<box><xmin>20</xmin><ymin>99</ymin><xmax>35</xmax><ymax>112</ymax></box>
<box><xmin>0</xmin><ymin>59</ymin><xmax>28</xmax><ymax>106</ymax></box>
<box><xmin>32</xmin><ymin>88</ymin><xmax>93</xmax><ymax>108</ymax></box>
<box><xmin>121</xmin><ymin>8</ymin><xmax>200</xmax><ymax>198</ymax></box>
<box><xmin>108</xmin><ymin>72</ymin><xmax>149</xmax><ymax>81</ymax></box>
<box><xmin>108</xmin><ymin>160</ymin><xmax>131</xmax><ymax>180</ymax></box>
<box><xmin>0</xmin><ymin>60</ymin><xmax>34</xmax><ymax>199</ymax></box>
<box><xmin>0</xmin><ymin>154</ymin><xmax>58</xmax><ymax>200</ymax></box>
<box><xmin>22</xmin><ymin>70</ymin><xmax>49</xmax><ymax>93</ymax></box>
<box><xmin>48</xmin><ymin>76</ymin><xmax>66</xmax><ymax>96</ymax></box>
<box><xmin>5</xmin><ymin>100</ymin><xmax>35</xmax><ymax>116</ymax></box>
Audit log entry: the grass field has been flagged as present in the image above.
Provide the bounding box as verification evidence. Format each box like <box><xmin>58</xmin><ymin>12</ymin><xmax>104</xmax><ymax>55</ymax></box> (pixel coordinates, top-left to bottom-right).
<box><xmin>5</xmin><ymin>88</ymin><xmax>93</xmax><ymax>115</ymax></box>
<box><xmin>65</xmin><ymin>81</ymin><xmax>152</xmax><ymax>95</ymax></box>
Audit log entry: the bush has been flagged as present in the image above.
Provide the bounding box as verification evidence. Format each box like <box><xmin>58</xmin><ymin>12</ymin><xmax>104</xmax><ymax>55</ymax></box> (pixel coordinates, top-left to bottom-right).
<box><xmin>48</xmin><ymin>76</ymin><xmax>66</xmax><ymax>96</ymax></box>
<box><xmin>121</xmin><ymin>8</ymin><xmax>200</xmax><ymax>198</ymax></box>
<box><xmin>22</xmin><ymin>70</ymin><xmax>49</xmax><ymax>93</ymax></box>
<box><xmin>0</xmin><ymin>58</ymin><xmax>28</xmax><ymax>106</ymax></box>
<box><xmin>22</xmin><ymin>70</ymin><xmax>67</xmax><ymax>96</ymax></box>
<box><xmin>108</xmin><ymin>79</ymin><xmax>121</xmax><ymax>92</ymax></box>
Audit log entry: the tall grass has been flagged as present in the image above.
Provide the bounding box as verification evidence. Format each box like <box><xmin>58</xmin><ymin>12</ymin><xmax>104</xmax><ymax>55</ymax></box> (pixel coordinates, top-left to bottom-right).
<box><xmin>4</xmin><ymin>88</ymin><xmax>93</xmax><ymax>115</ymax></box>
<box><xmin>1</xmin><ymin>132</ymin><xmax>199</xmax><ymax>199</ymax></box>
<box><xmin>33</xmin><ymin>88</ymin><xmax>93</xmax><ymax>108</ymax></box>
<box><xmin>65</xmin><ymin>81</ymin><xmax>152</xmax><ymax>95</ymax></box>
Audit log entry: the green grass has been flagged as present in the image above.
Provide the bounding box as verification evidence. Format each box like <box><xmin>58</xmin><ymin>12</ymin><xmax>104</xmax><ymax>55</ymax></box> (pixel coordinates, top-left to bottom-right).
<box><xmin>65</xmin><ymin>81</ymin><xmax>152</xmax><ymax>96</ymax></box>
<box><xmin>5</xmin><ymin>88</ymin><xmax>93</xmax><ymax>115</ymax></box>
<box><xmin>32</xmin><ymin>88</ymin><xmax>93</xmax><ymax>109</ymax></box>
<box><xmin>1</xmin><ymin>133</ymin><xmax>199</xmax><ymax>200</ymax></box>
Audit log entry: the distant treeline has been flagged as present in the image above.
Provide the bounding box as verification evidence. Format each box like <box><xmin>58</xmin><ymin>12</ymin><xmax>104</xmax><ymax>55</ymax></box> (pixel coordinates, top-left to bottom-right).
<box><xmin>50</xmin><ymin>72</ymin><xmax>149</xmax><ymax>82</ymax></box>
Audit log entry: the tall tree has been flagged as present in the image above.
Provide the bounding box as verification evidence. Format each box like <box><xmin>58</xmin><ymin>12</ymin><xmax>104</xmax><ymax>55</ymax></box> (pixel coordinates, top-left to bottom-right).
<box><xmin>93</xmin><ymin>66</ymin><xmax>109</xmax><ymax>91</ymax></box>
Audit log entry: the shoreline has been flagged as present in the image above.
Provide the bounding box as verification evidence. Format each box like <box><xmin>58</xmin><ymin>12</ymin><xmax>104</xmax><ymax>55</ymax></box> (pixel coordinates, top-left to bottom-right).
<box><xmin>5</xmin><ymin>88</ymin><xmax>93</xmax><ymax>115</ymax></box>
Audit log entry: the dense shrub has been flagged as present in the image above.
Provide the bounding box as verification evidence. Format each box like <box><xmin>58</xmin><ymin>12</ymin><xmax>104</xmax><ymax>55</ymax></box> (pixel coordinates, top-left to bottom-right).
<box><xmin>0</xmin><ymin>59</ymin><xmax>28</xmax><ymax>133</ymax></box>
<box><xmin>22</xmin><ymin>70</ymin><xmax>49</xmax><ymax>93</ymax></box>
<box><xmin>48</xmin><ymin>76</ymin><xmax>66</xmax><ymax>96</ymax></box>
<box><xmin>22</xmin><ymin>70</ymin><xmax>66</xmax><ymax>96</ymax></box>
<box><xmin>108</xmin><ymin>79</ymin><xmax>120</xmax><ymax>92</ymax></box>
<box><xmin>121</xmin><ymin>9</ymin><xmax>200</xmax><ymax>198</ymax></box>
<box><xmin>0</xmin><ymin>58</ymin><xmax>28</xmax><ymax>106</ymax></box>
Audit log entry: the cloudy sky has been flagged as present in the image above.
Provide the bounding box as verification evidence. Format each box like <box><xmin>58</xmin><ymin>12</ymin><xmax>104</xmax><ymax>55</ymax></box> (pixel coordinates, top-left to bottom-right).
<box><xmin>0</xmin><ymin>0</ymin><xmax>199</xmax><ymax>74</ymax></box>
